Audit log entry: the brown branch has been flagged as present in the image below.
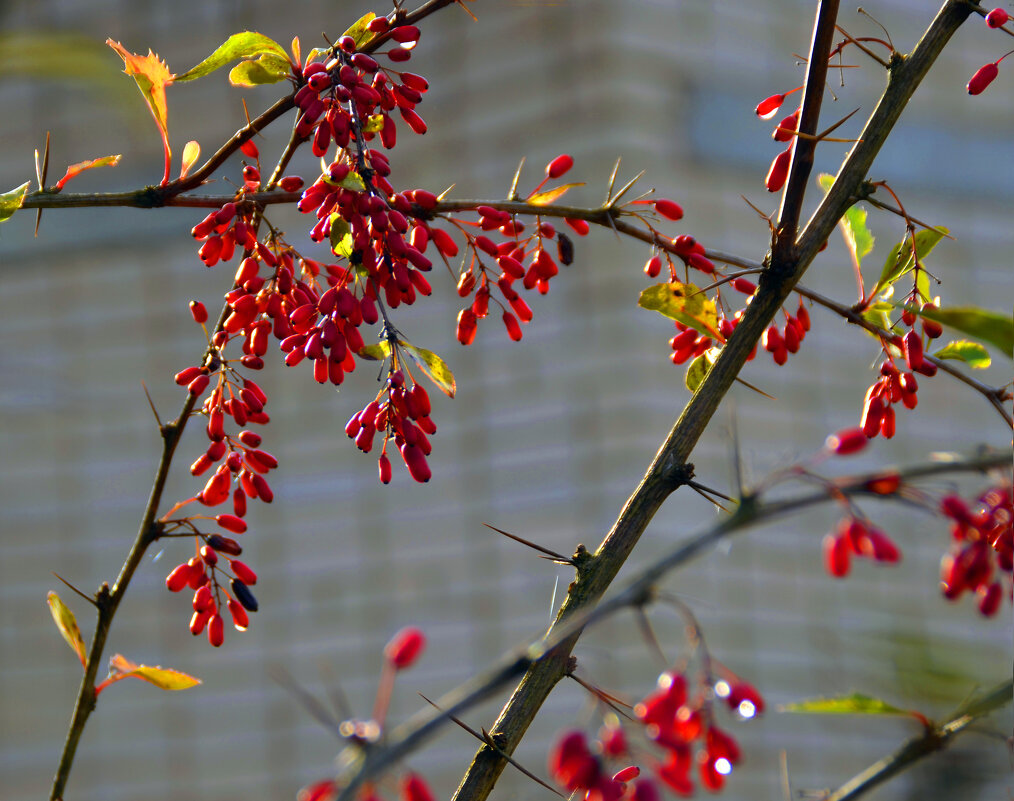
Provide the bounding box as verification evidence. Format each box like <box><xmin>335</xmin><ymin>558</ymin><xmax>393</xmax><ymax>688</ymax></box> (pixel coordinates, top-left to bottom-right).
<box><xmin>333</xmin><ymin>449</ymin><xmax>1011</xmax><ymax>798</ymax></box>
<box><xmin>774</xmin><ymin>0</ymin><xmax>840</xmax><ymax>261</ymax></box>
<box><xmin>445</xmin><ymin>5</ymin><xmax>976</xmax><ymax>801</ymax></box>
<box><xmin>821</xmin><ymin>679</ymin><xmax>1013</xmax><ymax>801</ymax></box>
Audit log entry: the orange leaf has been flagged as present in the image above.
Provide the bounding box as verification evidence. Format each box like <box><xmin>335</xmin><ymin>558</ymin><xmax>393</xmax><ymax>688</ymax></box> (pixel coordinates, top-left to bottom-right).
<box><xmin>54</xmin><ymin>155</ymin><xmax>122</xmax><ymax>190</ymax></box>
<box><xmin>527</xmin><ymin>182</ymin><xmax>584</xmax><ymax>206</ymax></box>
<box><xmin>107</xmin><ymin>653</ymin><xmax>201</xmax><ymax>691</ymax></box>
<box><xmin>106</xmin><ymin>40</ymin><xmax>173</xmax><ymax>184</ymax></box>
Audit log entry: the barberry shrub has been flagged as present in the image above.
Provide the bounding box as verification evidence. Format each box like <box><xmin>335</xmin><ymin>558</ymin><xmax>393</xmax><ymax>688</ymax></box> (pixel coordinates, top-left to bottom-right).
<box><xmin>1</xmin><ymin>2</ymin><xmax>1011</xmax><ymax>801</ymax></box>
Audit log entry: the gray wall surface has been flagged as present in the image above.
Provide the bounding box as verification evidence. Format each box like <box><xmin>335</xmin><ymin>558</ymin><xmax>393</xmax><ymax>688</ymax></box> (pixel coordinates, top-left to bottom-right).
<box><xmin>1</xmin><ymin>2</ymin><xmax>1010</xmax><ymax>800</ymax></box>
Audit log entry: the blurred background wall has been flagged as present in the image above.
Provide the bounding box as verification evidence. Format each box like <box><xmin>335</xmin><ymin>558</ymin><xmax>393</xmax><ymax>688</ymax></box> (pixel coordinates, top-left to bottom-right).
<box><xmin>0</xmin><ymin>1</ymin><xmax>1010</xmax><ymax>800</ymax></box>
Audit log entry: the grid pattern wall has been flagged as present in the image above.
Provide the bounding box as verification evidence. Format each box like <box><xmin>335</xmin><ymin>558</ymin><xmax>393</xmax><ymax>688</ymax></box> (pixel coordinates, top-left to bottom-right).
<box><xmin>0</xmin><ymin>2</ymin><xmax>1010</xmax><ymax>801</ymax></box>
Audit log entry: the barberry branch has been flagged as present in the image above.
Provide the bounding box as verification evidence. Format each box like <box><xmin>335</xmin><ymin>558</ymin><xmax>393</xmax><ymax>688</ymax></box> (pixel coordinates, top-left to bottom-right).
<box><xmin>447</xmin><ymin>5</ymin><xmax>978</xmax><ymax>800</ymax></box>
<box><xmin>820</xmin><ymin>678</ymin><xmax>1013</xmax><ymax>801</ymax></box>
<box><xmin>334</xmin><ymin>449</ymin><xmax>1011</xmax><ymax>798</ymax></box>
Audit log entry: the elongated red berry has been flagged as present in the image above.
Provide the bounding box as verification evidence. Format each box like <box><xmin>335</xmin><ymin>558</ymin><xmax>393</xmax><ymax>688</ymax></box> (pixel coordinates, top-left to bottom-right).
<box><xmin>208</xmin><ymin>613</ymin><xmax>225</xmax><ymax>647</ymax></box>
<box><xmin>230</xmin><ymin>559</ymin><xmax>257</xmax><ymax>585</ymax></box>
<box><xmin>378</xmin><ymin>453</ymin><xmax>392</xmax><ymax>484</ymax></box>
<box><xmin>189</xmin><ymin>300</ymin><xmax>208</xmax><ymax>324</ymax></box>
<box><xmin>967</xmin><ymin>62</ymin><xmax>999</xmax><ymax>95</ymax></box>
<box><xmin>385</xmin><ymin>625</ymin><xmax>426</xmax><ymax>669</ymax></box>
<box><xmin>546</xmin><ymin>153</ymin><xmax>574</xmax><ymax>179</ymax></box>
<box><xmin>765</xmin><ymin>146</ymin><xmax>792</xmax><ymax>192</ymax></box>
<box><xmin>653</xmin><ymin>199</ymin><xmax>683</xmax><ymax>221</ymax></box>
<box><xmin>826</xmin><ymin>427</ymin><xmax>868</xmax><ymax>455</ymax></box>
<box><xmin>773</xmin><ymin>108</ymin><xmax>800</xmax><ymax>142</ymax></box>
<box><xmin>456</xmin><ymin>308</ymin><xmax>477</xmax><ymax>345</ymax></box>
<box><xmin>755</xmin><ymin>92</ymin><xmax>786</xmax><ymax>119</ymax></box>
<box><xmin>502</xmin><ymin>310</ymin><xmax>523</xmax><ymax>341</ymax></box>
<box><xmin>902</xmin><ymin>329</ymin><xmax>924</xmax><ymax>370</ymax></box>
<box><xmin>166</xmin><ymin>562</ymin><xmax>195</xmax><ymax>592</ymax></box>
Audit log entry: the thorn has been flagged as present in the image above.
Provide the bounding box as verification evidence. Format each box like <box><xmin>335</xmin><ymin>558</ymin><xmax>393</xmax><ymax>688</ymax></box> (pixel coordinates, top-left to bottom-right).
<box><xmin>567</xmin><ymin>671</ymin><xmax>635</xmax><ymax>718</ymax></box>
<box><xmin>483</xmin><ymin>523</ymin><xmax>576</xmax><ymax>566</ymax></box>
<box><xmin>814</xmin><ymin>107</ymin><xmax>861</xmax><ymax>141</ymax></box>
<box><xmin>740</xmin><ymin>195</ymin><xmax>777</xmax><ymax>235</ymax></box>
<box><xmin>733</xmin><ymin>375</ymin><xmax>776</xmax><ymax>400</ymax></box>
<box><xmin>52</xmin><ymin>572</ymin><xmax>99</xmax><ymax>607</ymax></box>
<box><xmin>604</xmin><ymin>157</ymin><xmax>622</xmax><ymax>204</ymax></box>
<box><xmin>267</xmin><ymin>665</ymin><xmax>343</xmax><ymax>739</ymax></box>
<box><xmin>34</xmin><ymin>132</ymin><xmax>50</xmax><ymax>237</ymax></box>
<box><xmin>435</xmin><ymin>183</ymin><xmax>456</xmax><ymax>202</ymax></box>
<box><xmin>418</xmin><ymin>694</ymin><xmax>566</xmax><ymax>797</ymax></box>
<box><xmin>728</xmin><ymin>405</ymin><xmax>745</xmax><ymax>499</ymax></box>
<box><xmin>687</xmin><ymin>480</ymin><xmax>734</xmax><ymax>512</ymax></box>
<box><xmin>606</xmin><ymin>169</ymin><xmax>646</xmax><ymax>207</ymax></box>
<box><xmin>141</xmin><ymin>381</ymin><xmax>163</xmax><ymax>427</ymax></box>
<box><xmin>635</xmin><ymin>605</ymin><xmax>668</xmax><ymax>666</ymax></box>
<box><xmin>508</xmin><ymin>157</ymin><xmax>525</xmax><ymax>202</ymax></box>
<box><xmin>316</xmin><ymin>658</ymin><xmax>353</xmax><ymax>722</ymax></box>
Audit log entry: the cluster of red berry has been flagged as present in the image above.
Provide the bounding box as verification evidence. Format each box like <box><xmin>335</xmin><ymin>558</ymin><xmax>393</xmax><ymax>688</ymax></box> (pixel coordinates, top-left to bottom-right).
<box><xmin>939</xmin><ymin>486</ymin><xmax>1013</xmax><ymax>616</ymax></box>
<box><xmin>754</xmin><ymin>86</ymin><xmax>803</xmax><ymax>193</ymax></box>
<box><xmin>967</xmin><ymin>9</ymin><xmax>1012</xmax><ymax>95</ymax></box>
<box><xmin>549</xmin><ymin>665</ymin><xmax>762</xmax><ymax>799</ymax></box>
<box><xmin>858</xmin><ymin>307</ymin><xmax>941</xmax><ymax>440</ymax></box>
<box><xmin>822</xmin><ymin>517</ymin><xmax>901</xmax><ymax>578</ymax></box>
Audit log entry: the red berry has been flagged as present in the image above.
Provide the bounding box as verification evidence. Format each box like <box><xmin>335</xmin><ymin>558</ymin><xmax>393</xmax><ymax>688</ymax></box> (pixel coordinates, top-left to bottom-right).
<box><xmin>230</xmin><ymin>559</ymin><xmax>257</xmax><ymax>585</ymax></box>
<box><xmin>824</xmin><ymin>533</ymin><xmax>851</xmax><ymax>577</ymax></box>
<box><xmin>546</xmin><ymin>153</ymin><xmax>574</xmax><ymax>179</ymax></box>
<box><xmin>765</xmin><ymin>146</ymin><xmax>792</xmax><ymax>192</ymax></box>
<box><xmin>456</xmin><ymin>308</ymin><xmax>478</xmax><ymax>345</ymax></box>
<box><xmin>826</xmin><ymin>427</ymin><xmax>868</xmax><ymax>455</ymax></box>
<box><xmin>986</xmin><ymin>8</ymin><xmax>1009</xmax><ymax>28</ymax></box>
<box><xmin>653</xmin><ymin>199</ymin><xmax>684</xmax><ymax>221</ymax></box>
<box><xmin>755</xmin><ymin>92</ymin><xmax>786</xmax><ymax>119</ymax></box>
<box><xmin>239</xmin><ymin>139</ymin><xmax>259</xmax><ymax>159</ymax></box>
<box><xmin>502</xmin><ymin>310</ymin><xmax>523</xmax><ymax>341</ymax></box>
<box><xmin>643</xmin><ymin>255</ymin><xmax>662</xmax><ymax>278</ymax></box>
<box><xmin>773</xmin><ymin>108</ymin><xmax>800</xmax><ymax>142</ymax></box>
<box><xmin>967</xmin><ymin>62</ymin><xmax>999</xmax><ymax>95</ymax></box>
<box><xmin>385</xmin><ymin>626</ymin><xmax>426</xmax><ymax>669</ymax></box>
<box><xmin>902</xmin><ymin>330</ymin><xmax>924</xmax><ymax>370</ymax></box>
<box><xmin>207</xmin><ymin>613</ymin><xmax>225</xmax><ymax>647</ymax></box>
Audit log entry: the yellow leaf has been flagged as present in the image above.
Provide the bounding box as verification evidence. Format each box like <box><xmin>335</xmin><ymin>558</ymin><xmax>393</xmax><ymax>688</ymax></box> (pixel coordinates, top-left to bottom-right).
<box><xmin>108</xmin><ymin>653</ymin><xmax>201</xmax><ymax>691</ymax></box>
<box><xmin>47</xmin><ymin>592</ymin><xmax>86</xmax><ymax>668</ymax></box>
<box><xmin>638</xmin><ymin>281</ymin><xmax>721</xmax><ymax>339</ymax></box>
<box><xmin>341</xmin><ymin>13</ymin><xmax>378</xmax><ymax>49</ymax></box>
<box><xmin>400</xmin><ymin>342</ymin><xmax>456</xmax><ymax>398</ymax></box>
<box><xmin>527</xmin><ymin>182</ymin><xmax>585</xmax><ymax>206</ymax></box>
<box><xmin>180</xmin><ymin>141</ymin><xmax>200</xmax><ymax>179</ymax></box>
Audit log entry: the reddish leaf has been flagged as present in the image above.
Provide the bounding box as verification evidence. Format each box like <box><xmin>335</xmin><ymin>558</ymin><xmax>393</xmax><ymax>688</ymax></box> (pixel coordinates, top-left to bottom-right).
<box><xmin>106</xmin><ymin>41</ymin><xmax>173</xmax><ymax>184</ymax></box>
<box><xmin>54</xmin><ymin>155</ymin><xmax>122</xmax><ymax>190</ymax></box>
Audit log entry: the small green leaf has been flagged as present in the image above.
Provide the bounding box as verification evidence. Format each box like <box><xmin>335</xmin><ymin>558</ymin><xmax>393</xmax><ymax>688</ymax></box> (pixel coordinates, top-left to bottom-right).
<box><xmin>782</xmin><ymin>692</ymin><xmax>909</xmax><ymax>716</ymax></box>
<box><xmin>48</xmin><ymin>592</ymin><xmax>87</xmax><ymax>667</ymax></box>
<box><xmin>527</xmin><ymin>182</ymin><xmax>585</xmax><ymax>206</ymax></box>
<box><xmin>934</xmin><ymin>340</ymin><xmax>991</xmax><ymax>369</ymax></box>
<box><xmin>685</xmin><ymin>351</ymin><xmax>714</xmax><ymax>392</ymax></box>
<box><xmin>323</xmin><ymin>170</ymin><xmax>366</xmax><ymax>192</ymax></box>
<box><xmin>174</xmin><ymin>32</ymin><xmax>288</xmax><ymax>82</ymax></box>
<box><xmin>358</xmin><ymin>341</ymin><xmax>392</xmax><ymax>361</ymax></box>
<box><xmin>873</xmin><ymin>227</ymin><xmax>949</xmax><ymax>297</ymax></box>
<box><xmin>228</xmin><ymin>53</ymin><xmax>292</xmax><ymax>87</ymax></box>
<box><xmin>818</xmin><ymin>174</ymin><xmax>873</xmax><ymax>267</ymax></box>
<box><xmin>108</xmin><ymin>653</ymin><xmax>201</xmax><ymax>691</ymax></box>
<box><xmin>0</xmin><ymin>180</ymin><xmax>30</xmax><ymax>223</ymax></box>
<box><xmin>638</xmin><ymin>282</ymin><xmax>720</xmax><ymax>338</ymax></box>
<box><xmin>329</xmin><ymin>214</ymin><xmax>353</xmax><ymax>258</ymax></box>
<box><xmin>909</xmin><ymin>305</ymin><xmax>1014</xmax><ymax>358</ymax></box>
<box><xmin>400</xmin><ymin>342</ymin><xmax>456</xmax><ymax>398</ymax></box>
<box><xmin>341</xmin><ymin>13</ymin><xmax>378</xmax><ymax>50</ymax></box>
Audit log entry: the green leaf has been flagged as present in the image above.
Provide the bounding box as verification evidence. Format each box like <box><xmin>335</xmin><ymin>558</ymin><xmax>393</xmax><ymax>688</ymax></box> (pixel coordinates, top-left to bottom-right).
<box><xmin>358</xmin><ymin>341</ymin><xmax>392</xmax><ymax>361</ymax></box>
<box><xmin>934</xmin><ymin>340</ymin><xmax>991</xmax><ymax>369</ymax></box>
<box><xmin>174</xmin><ymin>32</ymin><xmax>288</xmax><ymax>82</ymax></box>
<box><xmin>47</xmin><ymin>592</ymin><xmax>87</xmax><ymax>667</ymax></box>
<box><xmin>341</xmin><ymin>13</ymin><xmax>378</xmax><ymax>50</ymax></box>
<box><xmin>818</xmin><ymin>174</ymin><xmax>872</xmax><ymax>267</ymax></box>
<box><xmin>329</xmin><ymin>214</ymin><xmax>353</xmax><ymax>258</ymax></box>
<box><xmin>323</xmin><ymin>170</ymin><xmax>366</xmax><ymax>192</ymax></box>
<box><xmin>685</xmin><ymin>351</ymin><xmax>714</xmax><ymax>392</ymax></box>
<box><xmin>638</xmin><ymin>282</ymin><xmax>720</xmax><ymax>338</ymax></box>
<box><xmin>873</xmin><ymin>227</ymin><xmax>949</xmax><ymax>297</ymax></box>
<box><xmin>107</xmin><ymin>653</ymin><xmax>201</xmax><ymax>690</ymax></box>
<box><xmin>782</xmin><ymin>692</ymin><xmax>909</xmax><ymax>716</ymax></box>
<box><xmin>400</xmin><ymin>342</ymin><xmax>456</xmax><ymax>398</ymax></box>
<box><xmin>228</xmin><ymin>53</ymin><xmax>292</xmax><ymax>87</ymax></box>
<box><xmin>909</xmin><ymin>305</ymin><xmax>1014</xmax><ymax>358</ymax></box>
<box><xmin>0</xmin><ymin>180</ymin><xmax>30</xmax><ymax>223</ymax></box>
<box><xmin>527</xmin><ymin>182</ymin><xmax>585</xmax><ymax>206</ymax></box>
